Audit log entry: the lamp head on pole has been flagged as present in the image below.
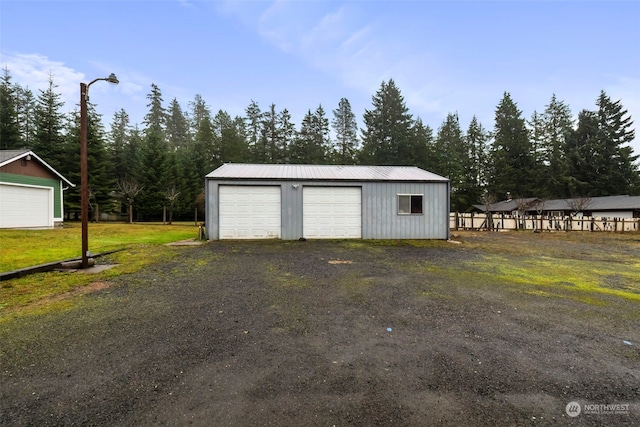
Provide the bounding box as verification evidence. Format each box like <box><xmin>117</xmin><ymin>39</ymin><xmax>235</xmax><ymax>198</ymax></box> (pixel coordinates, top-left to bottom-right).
<box><xmin>106</xmin><ymin>73</ymin><xmax>119</xmax><ymax>85</ymax></box>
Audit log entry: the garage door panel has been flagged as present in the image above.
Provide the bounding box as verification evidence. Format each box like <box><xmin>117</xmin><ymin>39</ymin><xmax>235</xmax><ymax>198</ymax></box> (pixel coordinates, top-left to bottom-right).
<box><xmin>303</xmin><ymin>187</ymin><xmax>361</xmax><ymax>239</ymax></box>
<box><xmin>219</xmin><ymin>186</ymin><xmax>281</xmax><ymax>239</ymax></box>
<box><xmin>0</xmin><ymin>184</ymin><xmax>52</xmax><ymax>228</ymax></box>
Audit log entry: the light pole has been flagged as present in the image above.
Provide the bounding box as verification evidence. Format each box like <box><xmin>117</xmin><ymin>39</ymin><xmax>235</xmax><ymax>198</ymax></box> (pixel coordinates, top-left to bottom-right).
<box><xmin>80</xmin><ymin>73</ymin><xmax>119</xmax><ymax>269</ymax></box>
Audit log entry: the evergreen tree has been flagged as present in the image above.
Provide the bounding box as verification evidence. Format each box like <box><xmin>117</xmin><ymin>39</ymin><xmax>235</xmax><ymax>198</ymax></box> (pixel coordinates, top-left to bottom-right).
<box><xmin>411</xmin><ymin>117</ymin><xmax>434</xmax><ymax>171</ymax></box>
<box><xmin>434</xmin><ymin>113</ymin><xmax>466</xmax><ymax>210</ymax></box>
<box><xmin>189</xmin><ymin>95</ymin><xmax>216</xmax><ymax>177</ymax></box>
<box><xmin>0</xmin><ymin>67</ymin><xmax>21</xmax><ymax>149</ymax></box>
<box><xmin>244</xmin><ymin>100</ymin><xmax>262</xmax><ymax>162</ymax></box>
<box><xmin>138</xmin><ymin>84</ymin><xmax>169</xmax><ymax>218</ymax></box>
<box><xmin>108</xmin><ymin>109</ymin><xmax>132</xmax><ymax>181</ymax></box>
<box><xmin>540</xmin><ymin>95</ymin><xmax>574</xmax><ymax>197</ymax></box>
<box><xmin>212</xmin><ymin>109</ymin><xmax>248</xmax><ymax>165</ymax></box>
<box><xmin>488</xmin><ymin>92</ymin><xmax>535</xmax><ymax>199</ymax></box>
<box><xmin>566</xmin><ymin>110</ymin><xmax>599</xmax><ymax>196</ymax></box>
<box><xmin>291</xmin><ymin>105</ymin><xmax>330</xmax><ymax>164</ymax></box>
<box><xmin>123</xmin><ymin>126</ymin><xmax>144</xmax><ymax>182</ymax></box>
<box><xmin>143</xmin><ymin>83</ymin><xmax>166</xmax><ymax>137</ymax></box>
<box><xmin>331</xmin><ymin>98</ymin><xmax>358</xmax><ymax>164</ymax></box>
<box><xmin>33</xmin><ymin>73</ymin><xmax>66</xmax><ymax>169</ymax></box>
<box><xmin>275</xmin><ymin>108</ymin><xmax>296</xmax><ymax>163</ymax></box>
<box><xmin>360</xmin><ymin>79</ymin><xmax>414</xmax><ymax>165</ymax></box>
<box><xmin>166</xmin><ymin>98</ymin><xmax>190</xmax><ymax>151</ymax></box>
<box><xmin>594</xmin><ymin>91</ymin><xmax>639</xmax><ymax>195</ymax></box>
<box><xmin>361</xmin><ymin>80</ymin><xmax>415</xmax><ymax>165</ymax></box>
<box><xmin>527</xmin><ymin>110</ymin><xmax>547</xmax><ymax>194</ymax></box>
<box><xmin>16</xmin><ymin>86</ymin><xmax>36</xmax><ymax>149</ymax></box>
<box><xmin>465</xmin><ymin>116</ymin><xmax>490</xmax><ymax>205</ymax></box>
<box><xmin>258</xmin><ymin>104</ymin><xmax>280</xmax><ymax>163</ymax></box>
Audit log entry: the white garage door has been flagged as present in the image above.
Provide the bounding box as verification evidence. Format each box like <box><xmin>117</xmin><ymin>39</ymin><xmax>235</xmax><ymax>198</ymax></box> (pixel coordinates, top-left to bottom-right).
<box><xmin>219</xmin><ymin>185</ymin><xmax>281</xmax><ymax>239</ymax></box>
<box><xmin>0</xmin><ymin>184</ymin><xmax>52</xmax><ymax>228</ymax></box>
<box><xmin>303</xmin><ymin>187</ymin><xmax>361</xmax><ymax>238</ymax></box>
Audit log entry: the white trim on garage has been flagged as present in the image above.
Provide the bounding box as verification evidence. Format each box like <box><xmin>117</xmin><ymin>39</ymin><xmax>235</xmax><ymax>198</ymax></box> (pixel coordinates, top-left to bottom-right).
<box><xmin>303</xmin><ymin>186</ymin><xmax>361</xmax><ymax>238</ymax></box>
<box><xmin>218</xmin><ymin>185</ymin><xmax>281</xmax><ymax>239</ymax></box>
<box><xmin>0</xmin><ymin>183</ymin><xmax>53</xmax><ymax>228</ymax></box>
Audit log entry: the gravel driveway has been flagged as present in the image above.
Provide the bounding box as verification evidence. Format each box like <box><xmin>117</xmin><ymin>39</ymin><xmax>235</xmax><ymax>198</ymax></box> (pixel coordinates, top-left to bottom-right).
<box><xmin>1</xmin><ymin>236</ymin><xmax>638</xmax><ymax>426</ymax></box>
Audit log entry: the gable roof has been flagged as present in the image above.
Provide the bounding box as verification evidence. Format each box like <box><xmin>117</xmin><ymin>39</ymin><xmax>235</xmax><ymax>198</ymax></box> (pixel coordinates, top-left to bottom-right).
<box><xmin>474</xmin><ymin>198</ymin><xmax>539</xmax><ymax>212</ymax></box>
<box><xmin>0</xmin><ymin>149</ymin><xmax>75</xmax><ymax>187</ymax></box>
<box><xmin>206</xmin><ymin>163</ymin><xmax>449</xmax><ymax>182</ymax></box>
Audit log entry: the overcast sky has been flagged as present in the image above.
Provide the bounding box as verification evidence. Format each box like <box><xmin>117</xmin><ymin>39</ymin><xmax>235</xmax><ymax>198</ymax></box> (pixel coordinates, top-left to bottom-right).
<box><xmin>1</xmin><ymin>0</ymin><xmax>639</xmax><ymax>154</ymax></box>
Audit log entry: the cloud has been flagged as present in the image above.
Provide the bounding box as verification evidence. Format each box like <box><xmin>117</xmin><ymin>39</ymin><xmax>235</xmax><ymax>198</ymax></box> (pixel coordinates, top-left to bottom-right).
<box><xmin>237</xmin><ymin>1</ymin><xmax>454</xmax><ymax>125</ymax></box>
<box><xmin>0</xmin><ymin>51</ymin><xmax>157</xmax><ymax>125</ymax></box>
<box><xmin>0</xmin><ymin>52</ymin><xmax>84</xmax><ymax>109</ymax></box>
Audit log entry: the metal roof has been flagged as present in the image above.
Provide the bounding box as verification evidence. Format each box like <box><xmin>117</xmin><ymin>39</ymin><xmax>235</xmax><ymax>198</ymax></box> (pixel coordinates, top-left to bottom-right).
<box><xmin>206</xmin><ymin>164</ymin><xmax>449</xmax><ymax>182</ymax></box>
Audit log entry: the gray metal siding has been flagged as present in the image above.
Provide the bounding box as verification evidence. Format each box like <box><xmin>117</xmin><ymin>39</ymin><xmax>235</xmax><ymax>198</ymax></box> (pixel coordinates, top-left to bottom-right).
<box><xmin>362</xmin><ymin>182</ymin><xmax>449</xmax><ymax>239</ymax></box>
<box><xmin>206</xmin><ymin>179</ymin><xmax>449</xmax><ymax>240</ymax></box>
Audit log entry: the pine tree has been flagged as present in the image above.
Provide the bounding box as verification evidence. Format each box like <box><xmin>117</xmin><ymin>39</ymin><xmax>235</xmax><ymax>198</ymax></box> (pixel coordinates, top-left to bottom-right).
<box><xmin>212</xmin><ymin>109</ymin><xmax>247</xmax><ymax>165</ymax></box>
<box><xmin>276</xmin><ymin>108</ymin><xmax>296</xmax><ymax>163</ymax></box>
<box><xmin>166</xmin><ymin>98</ymin><xmax>190</xmax><ymax>151</ymax></box>
<box><xmin>527</xmin><ymin>110</ymin><xmax>547</xmax><ymax>195</ymax></box>
<box><xmin>33</xmin><ymin>73</ymin><xmax>66</xmax><ymax>169</ymax></box>
<box><xmin>108</xmin><ymin>108</ymin><xmax>132</xmax><ymax>181</ymax></box>
<box><xmin>143</xmin><ymin>83</ymin><xmax>166</xmax><ymax>139</ymax></box>
<box><xmin>566</xmin><ymin>110</ymin><xmax>599</xmax><ymax>196</ymax></box>
<box><xmin>540</xmin><ymin>95</ymin><xmax>573</xmax><ymax>198</ymax></box>
<box><xmin>16</xmin><ymin>86</ymin><xmax>36</xmax><ymax>149</ymax></box>
<box><xmin>435</xmin><ymin>113</ymin><xmax>466</xmax><ymax>210</ymax></box>
<box><xmin>138</xmin><ymin>84</ymin><xmax>169</xmax><ymax>218</ymax></box>
<box><xmin>244</xmin><ymin>100</ymin><xmax>262</xmax><ymax>162</ymax></box>
<box><xmin>594</xmin><ymin>91</ymin><xmax>639</xmax><ymax>195</ymax></box>
<box><xmin>488</xmin><ymin>92</ymin><xmax>535</xmax><ymax>199</ymax></box>
<box><xmin>465</xmin><ymin>116</ymin><xmax>490</xmax><ymax>205</ymax></box>
<box><xmin>258</xmin><ymin>104</ymin><xmax>280</xmax><ymax>163</ymax></box>
<box><xmin>360</xmin><ymin>79</ymin><xmax>414</xmax><ymax>165</ymax></box>
<box><xmin>331</xmin><ymin>98</ymin><xmax>358</xmax><ymax>164</ymax></box>
<box><xmin>411</xmin><ymin>117</ymin><xmax>434</xmax><ymax>171</ymax></box>
<box><xmin>291</xmin><ymin>105</ymin><xmax>330</xmax><ymax>164</ymax></box>
<box><xmin>0</xmin><ymin>67</ymin><xmax>21</xmax><ymax>149</ymax></box>
<box><xmin>189</xmin><ymin>96</ymin><xmax>215</xmax><ymax>175</ymax></box>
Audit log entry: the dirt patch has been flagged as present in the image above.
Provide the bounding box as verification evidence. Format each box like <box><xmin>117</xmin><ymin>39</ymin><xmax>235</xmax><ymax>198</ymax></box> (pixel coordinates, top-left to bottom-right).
<box><xmin>1</xmin><ymin>234</ymin><xmax>639</xmax><ymax>426</ymax></box>
<box><xmin>21</xmin><ymin>281</ymin><xmax>115</xmax><ymax>311</ymax></box>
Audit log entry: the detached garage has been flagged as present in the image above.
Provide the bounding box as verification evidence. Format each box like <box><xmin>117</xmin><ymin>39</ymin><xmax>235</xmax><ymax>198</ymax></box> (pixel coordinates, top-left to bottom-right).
<box><xmin>205</xmin><ymin>164</ymin><xmax>450</xmax><ymax>240</ymax></box>
<box><xmin>0</xmin><ymin>150</ymin><xmax>74</xmax><ymax>229</ymax></box>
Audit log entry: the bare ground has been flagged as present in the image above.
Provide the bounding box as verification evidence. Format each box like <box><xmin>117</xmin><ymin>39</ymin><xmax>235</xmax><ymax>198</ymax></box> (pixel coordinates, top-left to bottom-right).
<box><xmin>1</xmin><ymin>232</ymin><xmax>639</xmax><ymax>426</ymax></box>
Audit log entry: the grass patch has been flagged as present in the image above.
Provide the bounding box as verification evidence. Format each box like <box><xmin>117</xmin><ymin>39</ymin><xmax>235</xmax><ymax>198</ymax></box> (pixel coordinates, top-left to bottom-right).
<box><xmin>0</xmin><ymin>222</ymin><xmax>198</xmax><ymax>272</ymax></box>
<box><xmin>429</xmin><ymin>231</ymin><xmax>640</xmax><ymax>306</ymax></box>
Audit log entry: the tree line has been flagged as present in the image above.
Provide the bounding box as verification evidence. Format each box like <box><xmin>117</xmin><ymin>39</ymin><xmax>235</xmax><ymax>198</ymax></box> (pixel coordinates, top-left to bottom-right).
<box><xmin>1</xmin><ymin>68</ymin><xmax>638</xmax><ymax>220</ymax></box>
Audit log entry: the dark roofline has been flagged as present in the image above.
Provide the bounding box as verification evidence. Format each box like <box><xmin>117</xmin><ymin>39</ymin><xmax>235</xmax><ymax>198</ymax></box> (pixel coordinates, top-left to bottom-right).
<box><xmin>0</xmin><ymin>150</ymin><xmax>75</xmax><ymax>187</ymax></box>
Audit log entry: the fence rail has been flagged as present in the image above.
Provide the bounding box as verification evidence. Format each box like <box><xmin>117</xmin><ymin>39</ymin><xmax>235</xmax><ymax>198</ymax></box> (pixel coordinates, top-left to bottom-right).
<box><xmin>450</xmin><ymin>212</ymin><xmax>640</xmax><ymax>232</ymax></box>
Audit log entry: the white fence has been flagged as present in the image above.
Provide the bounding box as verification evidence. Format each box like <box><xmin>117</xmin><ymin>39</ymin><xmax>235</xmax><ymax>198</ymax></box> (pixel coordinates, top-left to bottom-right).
<box><xmin>450</xmin><ymin>212</ymin><xmax>640</xmax><ymax>232</ymax></box>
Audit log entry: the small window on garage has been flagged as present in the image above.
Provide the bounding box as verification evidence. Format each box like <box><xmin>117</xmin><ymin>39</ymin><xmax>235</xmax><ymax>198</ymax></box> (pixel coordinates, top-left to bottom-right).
<box><xmin>398</xmin><ymin>194</ymin><xmax>423</xmax><ymax>215</ymax></box>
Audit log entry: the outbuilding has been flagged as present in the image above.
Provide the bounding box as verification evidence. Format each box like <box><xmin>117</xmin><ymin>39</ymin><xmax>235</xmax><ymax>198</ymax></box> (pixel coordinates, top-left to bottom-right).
<box><xmin>0</xmin><ymin>149</ymin><xmax>74</xmax><ymax>228</ymax></box>
<box><xmin>205</xmin><ymin>164</ymin><xmax>450</xmax><ymax>240</ymax></box>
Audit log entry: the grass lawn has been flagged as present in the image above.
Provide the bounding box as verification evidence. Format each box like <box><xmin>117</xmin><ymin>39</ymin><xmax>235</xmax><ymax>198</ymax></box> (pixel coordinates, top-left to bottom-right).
<box><xmin>0</xmin><ymin>222</ymin><xmax>199</xmax><ymax>272</ymax></box>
